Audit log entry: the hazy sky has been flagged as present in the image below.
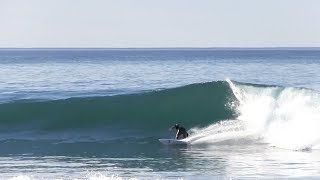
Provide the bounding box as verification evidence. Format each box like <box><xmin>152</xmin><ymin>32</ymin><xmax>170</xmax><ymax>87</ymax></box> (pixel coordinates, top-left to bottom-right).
<box><xmin>1</xmin><ymin>0</ymin><xmax>320</xmax><ymax>48</ymax></box>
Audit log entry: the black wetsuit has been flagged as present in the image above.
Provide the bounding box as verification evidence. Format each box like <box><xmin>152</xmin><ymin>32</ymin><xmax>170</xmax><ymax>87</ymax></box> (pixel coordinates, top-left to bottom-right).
<box><xmin>176</xmin><ymin>126</ymin><xmax>189</xmax><ymax>139</ymax></box>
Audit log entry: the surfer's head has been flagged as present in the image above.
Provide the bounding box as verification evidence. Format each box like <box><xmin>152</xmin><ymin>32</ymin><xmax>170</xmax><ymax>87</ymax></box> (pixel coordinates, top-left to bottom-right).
<box><xmin>174</xmin><ymin>124</ymin><xmax>180</xmax><ymax>129</ymax></box>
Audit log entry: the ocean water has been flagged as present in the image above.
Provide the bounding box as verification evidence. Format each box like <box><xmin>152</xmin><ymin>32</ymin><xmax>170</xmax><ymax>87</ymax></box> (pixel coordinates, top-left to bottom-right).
<box><xmin>0</xmin><ymin>48</ymin><xmax>320</xmax><ymax>179</ymax></box>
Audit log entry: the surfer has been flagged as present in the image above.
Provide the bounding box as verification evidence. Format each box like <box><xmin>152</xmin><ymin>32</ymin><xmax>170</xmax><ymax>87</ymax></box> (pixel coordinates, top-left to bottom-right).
<box><xmin>171</xmin><ymin>124</ymin><xmax>189</xmax><ymax>140</ymax></box>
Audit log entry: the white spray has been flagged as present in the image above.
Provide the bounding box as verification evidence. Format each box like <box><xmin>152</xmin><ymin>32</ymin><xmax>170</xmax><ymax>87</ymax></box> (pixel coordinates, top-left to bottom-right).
<box><xmin>187</xmin><ymin>79</ymin><xmax>320</xmax><ymax>150</ymax></box>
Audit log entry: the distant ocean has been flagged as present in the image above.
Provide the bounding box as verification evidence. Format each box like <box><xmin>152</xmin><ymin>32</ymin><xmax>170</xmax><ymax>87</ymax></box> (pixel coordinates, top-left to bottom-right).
<box><xmin>0</xmin><ymin>48</ymin><xmax>320</xmax><ymax>179</ymax></box>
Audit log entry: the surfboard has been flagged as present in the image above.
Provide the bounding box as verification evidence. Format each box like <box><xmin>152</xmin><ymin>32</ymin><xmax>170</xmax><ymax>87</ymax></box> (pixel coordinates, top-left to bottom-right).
<box><xmin>159</xmin><ymin>139</ymin><xmax>188</xmax><ymax>145</ymax></box>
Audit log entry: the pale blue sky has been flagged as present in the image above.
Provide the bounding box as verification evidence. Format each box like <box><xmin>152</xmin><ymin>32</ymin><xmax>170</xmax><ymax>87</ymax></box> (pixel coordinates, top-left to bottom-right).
<box><xmin>1</xmin><ymin>0</ymin><xmax>320</xmax><ymax>48</ymax></box>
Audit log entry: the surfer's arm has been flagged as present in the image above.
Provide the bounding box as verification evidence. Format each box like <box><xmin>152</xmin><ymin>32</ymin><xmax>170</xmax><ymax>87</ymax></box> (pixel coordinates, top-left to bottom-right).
<box><xmin>175</xmin><ymin>130</ymin><xmax>180</xmax><ymax>139</ymax></box>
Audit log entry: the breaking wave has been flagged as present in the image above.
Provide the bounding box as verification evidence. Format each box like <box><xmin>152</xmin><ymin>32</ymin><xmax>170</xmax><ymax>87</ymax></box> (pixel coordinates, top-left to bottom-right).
<box><xmin>187</xmin><ymin>79</ymin><xmax>320</xmax><ymax>150</ymax></box>
<box><xmin>1</xmin><ymin>79</ymin><xmax>320</xmax><ymax>150</ymax></box>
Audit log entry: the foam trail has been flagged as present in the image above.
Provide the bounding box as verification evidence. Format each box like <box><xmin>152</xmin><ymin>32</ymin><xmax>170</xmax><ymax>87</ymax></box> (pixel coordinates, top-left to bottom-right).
<box><xmin>88</xmin><ymin>173</ymin><xmax>138</xmax><ymax>180</ymax></box>
<box><xmin>186</xmin><ymin>120</ymin><xmax>249</xmax><ymax>145</ymax></box>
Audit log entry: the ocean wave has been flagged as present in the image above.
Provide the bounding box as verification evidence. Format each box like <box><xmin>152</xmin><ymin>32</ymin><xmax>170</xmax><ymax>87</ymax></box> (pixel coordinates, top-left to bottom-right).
<box><xmin>1</xmin><ymin>80</ymin><xmax>320</xmax><ymax>150</ymax></box>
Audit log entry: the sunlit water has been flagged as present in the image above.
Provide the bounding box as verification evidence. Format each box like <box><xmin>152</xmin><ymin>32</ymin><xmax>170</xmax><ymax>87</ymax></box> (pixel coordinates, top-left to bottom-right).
<box><xmin>1</xmin><ymin>49</ymin><xmax>320</xmax><ymax>102</ymax></box>
<box><xmin>1</xmin><ymin>145</ymin><xmax>320</xmax><ymax>179</ymax></box>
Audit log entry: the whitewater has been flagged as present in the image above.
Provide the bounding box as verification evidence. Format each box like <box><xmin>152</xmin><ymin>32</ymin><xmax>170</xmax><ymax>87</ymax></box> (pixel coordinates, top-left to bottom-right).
<box><xmin>1</xmin><ymin>48</ymin><xmax>320</xmax><ymax>179</ymax></box>
<box><xmin>187</xmin><ymin>79</ymin><xmax>320</xmax><ymax>151</ymax></box>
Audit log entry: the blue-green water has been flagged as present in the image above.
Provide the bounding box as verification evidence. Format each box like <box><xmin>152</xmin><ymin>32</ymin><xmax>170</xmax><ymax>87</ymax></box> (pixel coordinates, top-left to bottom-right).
<box><xmin>0</xmin><ymin>49</ymin><xmax>320</xmax><ymax>179</ymax></box>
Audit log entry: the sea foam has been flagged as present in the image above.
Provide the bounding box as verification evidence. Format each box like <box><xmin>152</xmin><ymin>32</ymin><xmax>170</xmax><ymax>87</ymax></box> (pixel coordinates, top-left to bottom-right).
<box><xmin>187</xmin><ymin>79</ymin><xmax>320</xmax><ymax>150</ymax></box>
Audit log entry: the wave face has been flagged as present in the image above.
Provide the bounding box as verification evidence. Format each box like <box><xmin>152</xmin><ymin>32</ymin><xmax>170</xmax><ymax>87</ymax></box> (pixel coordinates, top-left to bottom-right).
<box><xmin>188</xmin><ymin>80</ymin><xmax>320</xmax><ymax>150</ymax></box>
<box><xmin>0</xmin><ymin>81</ymin><xmax>235</xmax><ymax>140</ymax></box>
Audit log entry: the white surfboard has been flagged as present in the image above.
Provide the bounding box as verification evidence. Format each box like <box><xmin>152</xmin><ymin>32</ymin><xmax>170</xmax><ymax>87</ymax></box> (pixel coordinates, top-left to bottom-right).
<box><xmin>159</xmin><ymin>139</ymin><xmax>188</xmax><ymax>145</ymax></box>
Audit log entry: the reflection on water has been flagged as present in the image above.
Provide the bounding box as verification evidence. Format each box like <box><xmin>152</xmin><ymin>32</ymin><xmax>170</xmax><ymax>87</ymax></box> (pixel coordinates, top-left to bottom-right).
<box><xmin>181</xmin><ymin>144</ymin><xmax>320</xmax><ymax>179</ymax></box>
<box><xmin>1</xmin><ymin>144</ymin><xmax>320</xmax><ymax>179</ymax></box>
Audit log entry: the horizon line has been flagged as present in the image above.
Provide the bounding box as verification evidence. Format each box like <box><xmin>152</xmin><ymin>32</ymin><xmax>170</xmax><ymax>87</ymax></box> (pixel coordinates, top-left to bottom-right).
<box><xmin>1</xmin><ymin>47</ymin><xmax>320</xmax><ymax>50</ymax></box>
